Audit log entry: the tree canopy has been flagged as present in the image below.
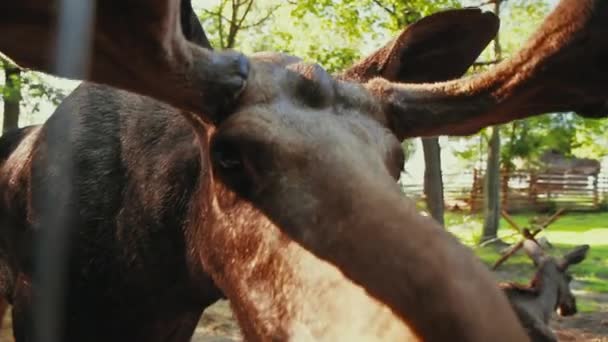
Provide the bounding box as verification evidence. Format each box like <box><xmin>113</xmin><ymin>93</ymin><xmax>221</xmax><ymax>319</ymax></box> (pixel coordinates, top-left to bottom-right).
<box><xmin>1</xmin><ymin>0</ymin><xmax>606</xmax><ymax>169</ymax></box>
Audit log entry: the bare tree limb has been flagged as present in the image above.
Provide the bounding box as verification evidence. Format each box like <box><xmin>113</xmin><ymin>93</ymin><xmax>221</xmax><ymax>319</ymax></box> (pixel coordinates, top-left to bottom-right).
<box><xmin>371</xmin><ymin>0</ymin><xmax>397</xmax><ymax>17</ymax></box>
<box><xmin>475</xmin><ymin>0</ymin><xmax>510</xmax><ymax>8</ymax></box>
<box><xmin>201</xmin><ymin>0</ymin><xmax>281</xmax><ymax>49</ymax></box>
<box><xmin>472</xmin><ymin>59</ymin><xmax>502</xmax><ymax>67</ymax></box>
<box><xmin>200</xmin><ymin>8</ymin><xmax>232</xmax><ymax>24</ymax></box>
<box><xmin>476</xmin><ymin>0</ymin><xmax>496</xmax><ymax>7</ymax></box>
<box><xmin>241</xmin><ymin>5</ymin><xmax>281</xmax><ymax>30</ymax></box>
<box><xmin>224</xmin><ymin>0</ymin><xmax>255</xmax><ymax>48</ymax></box>
<box><xmin>236</xmin><ymin>0</ymin><xmax>255</xmax><ymax>31</ymax></box>
<box><xmin>215</xmin><ymin>0</ymin><xmax>229</xmax><ymax>48</ymax></box>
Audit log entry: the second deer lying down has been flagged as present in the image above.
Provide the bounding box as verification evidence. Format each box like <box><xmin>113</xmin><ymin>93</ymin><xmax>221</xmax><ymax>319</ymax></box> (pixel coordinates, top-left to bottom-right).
<box><xmin>501</xmin><ymin>241</ymin><xmax>590</xmax><ymax>342</ymax></box>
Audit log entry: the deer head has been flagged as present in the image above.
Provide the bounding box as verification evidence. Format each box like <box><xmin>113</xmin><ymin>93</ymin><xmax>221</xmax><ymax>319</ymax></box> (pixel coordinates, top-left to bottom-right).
<box><xmin>184</xmin><ymin>8</ymin><xmax>532</xmax><ymax>341</ymax></box>
<box><xmin>523</xmin><ymin>240</ymin><xmax>590</xmax><ymax>317</ymax></box>
<box><xmin>197</xmin><ymin>1</ymin><xmax>606</xmax><ymax>339</ymax></box>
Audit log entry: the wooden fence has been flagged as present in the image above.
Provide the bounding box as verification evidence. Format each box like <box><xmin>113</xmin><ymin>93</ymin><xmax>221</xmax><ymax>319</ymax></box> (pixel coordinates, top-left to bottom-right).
<box><xmin>400</xmin><ymin>169</ymin><xmax>608</xmax><ymax>213</ymax></box>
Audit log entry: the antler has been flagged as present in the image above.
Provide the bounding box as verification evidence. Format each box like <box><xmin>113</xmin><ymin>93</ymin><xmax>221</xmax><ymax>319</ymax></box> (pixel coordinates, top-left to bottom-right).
<box><xmin>492</xmin><ymin>209</ymin><xmax>565</xmax><ymax>269</ymax></box>
<box><xmin>367</xmin><ymin>0</ymin><xmax>608</xmax><ymax>140</ymax></box>
<box><xmin>0</xmin><ymin>0</ymin><xmax>249</xmax><ymax>122</ymax></box>
<box><xmin>492</xmin><ymin>228</ymin><xmax>541</xmax><ymax>270</ymax></box>
<box><xmin>339</xmin><ymin>8</ymin><xmax>499</xmax><ymax>84</ymax></box>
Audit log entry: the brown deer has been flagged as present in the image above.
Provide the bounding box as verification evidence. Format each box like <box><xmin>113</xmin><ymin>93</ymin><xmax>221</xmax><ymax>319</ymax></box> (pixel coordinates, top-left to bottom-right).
<box><xmin>501</xmin><ymin>241</ymin><xmax>590</xmax><ymax>342</ymax></box>
<box><xmin>0</xmin><ymin>0</ymin><xmax>606</xmax><ymax>341</ymax></box>
<box><xmin>0</xmin><ymin>4</ymin><xmax>523</xmax><ymax>342</ymax></box>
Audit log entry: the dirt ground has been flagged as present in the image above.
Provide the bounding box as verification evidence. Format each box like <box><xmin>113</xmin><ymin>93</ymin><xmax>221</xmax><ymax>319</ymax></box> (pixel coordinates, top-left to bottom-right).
<box><xmin>1</xmin><ymin>298</ymin><xmax>607</xmax><ymax>341</ymax></box>
<box><xmin>0</xmin><ymin>300</ymin><xmax>242</xmax><ymax>342</ymax></box>
<box><xmin>199</xmin><ymin>301</ymin><xmax>608</xmax><ymax>341</ymax></box>
<box><xmin>552</xmin><ymin>312</ymin><xmax>608</xmax><ymax>342</ymax></box>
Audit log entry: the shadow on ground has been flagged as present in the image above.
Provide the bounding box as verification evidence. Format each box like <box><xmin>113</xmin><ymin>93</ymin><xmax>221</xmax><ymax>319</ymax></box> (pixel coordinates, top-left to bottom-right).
<box><xmin>2</xmin><ymin>298</ymin><xmax>607</xmax><ymax>341</ymax></box>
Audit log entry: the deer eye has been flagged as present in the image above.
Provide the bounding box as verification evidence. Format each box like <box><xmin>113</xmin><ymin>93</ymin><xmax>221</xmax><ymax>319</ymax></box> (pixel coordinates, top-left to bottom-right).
<box><xmin>212</xmin><ymin>139</ymin><xmax>243</xmax><ymax>170</ymax></box>
<box><xmin>215</xmin><ymin>147</ymin><xmax>242</xmax><ymax>170</ymax></box>
<box><xmin>210</xmin><ymin>137</ymin><xmax>253</xmax><ymax>196</ymax></box>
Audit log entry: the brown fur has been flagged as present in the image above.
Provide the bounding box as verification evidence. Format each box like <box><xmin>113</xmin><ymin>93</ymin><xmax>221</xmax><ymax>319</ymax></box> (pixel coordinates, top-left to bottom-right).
<box><xmin>366</xmin><ymin>0</ymin><xmax>608</xmax><ymax>139</ymax></box>
<box><xmin>197</xmin><ymin>53</ymin><xmax>529</xmax><ymax>341</ymax></box>
<box><xmin>0</xmin><ymin>0</ymin><xmax>248</xmax><ymax>119</ymax></box>
<box><xmin>500</xmin><ymin>280</ymin><xmax>542</xmax><ymax>296</ymax></box>
<box><xmin>0</xmin><ymin>298</ymin><xmax>6</xmax><ymax>330</ymax></box>
<box><xmin>0</xmin><ymin>7</ymin><xmax>529</xmax><ymax>341</ymax></box>
<box><xmin>339</xmin><ymin>8</ymin><xmax>499</xmax><ymax>83</ymax></box>
<box><xmin>500</xmin><ymin>242</ymin><xmax>590</xmax><ymax>342</ymax></box>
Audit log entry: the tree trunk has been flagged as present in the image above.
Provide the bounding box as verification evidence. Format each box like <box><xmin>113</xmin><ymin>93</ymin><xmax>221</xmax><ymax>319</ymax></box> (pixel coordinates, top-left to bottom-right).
<box><xmin>481</xmin><ymin>126</ymin><xmax>501</xmax><ymax>242</ymax></box>
<box><xmin>2</xmin><ymin>63</ymin><xmax>21</xmax><ymax>132</ymax></box>
<box><xmin>480</xmin><ymin>0</ymin><xmax>503</xmax><ymax>244</ymax></box>
<box><xmin>422</xmin><ymin>137</ymin><xmax>445</xmax><ymax>226</ymax></box>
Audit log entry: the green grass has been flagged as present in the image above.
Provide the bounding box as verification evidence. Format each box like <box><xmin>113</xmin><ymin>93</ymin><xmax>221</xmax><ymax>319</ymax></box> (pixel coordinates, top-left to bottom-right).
<box><xmin>577</xmin><ymin>300</ymin><xmax>603</xmax><ymax>313</ymax></box>
<box><xmin>444</xmin><ymin>211</ymin><xmax>608</xmax><ymax>312</ymax></box>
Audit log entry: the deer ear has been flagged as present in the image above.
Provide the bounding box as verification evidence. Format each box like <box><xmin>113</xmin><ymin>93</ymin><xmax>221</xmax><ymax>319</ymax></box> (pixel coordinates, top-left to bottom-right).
<box><xmin>522</xmin><ymin>240</ymin><xmax>545</xmax><ymax>267</ymax></box>
<box><xmin>339</xmin><ymin>8</ymin><xmax>499</xmax><ymax>83</ymax></box>
<box><xmin>180</xmin><ymin>0</ymin><xmax>213</xmax><ymax>49</ymax></box>
<box><xmin>558</xmin><ymin>245</ymin><xmax>590</xmax><ymax>270</ymax></box>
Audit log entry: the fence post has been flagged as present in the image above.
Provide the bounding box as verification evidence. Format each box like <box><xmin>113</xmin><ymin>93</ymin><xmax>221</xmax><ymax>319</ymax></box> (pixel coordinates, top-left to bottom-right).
<box><xmin>529</xmin><ymin>171</ymin><xmax>538</xmax><ymax>210</ymax></box>
<box><xmin>598</xmin><ymin>175</ymin><xmax>608</xmax><ymax>203</ymax></box>
<box><xmin>470</xmin><ymin>168</ymin><xmax>479</xmax><ymax>213</ymax></box>
<box><xmin>501</xmin><ymin>169</ymin><xmax>510</xmax><ymax>211</ymax></box>
<box><xmin>593</xmin><ymin>174</ymin><xmax>599</xmax><ymax>208</ymax></box>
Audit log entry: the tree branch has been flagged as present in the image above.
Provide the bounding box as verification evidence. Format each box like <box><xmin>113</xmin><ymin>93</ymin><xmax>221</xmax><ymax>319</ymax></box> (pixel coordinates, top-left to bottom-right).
<box><xmin>241</xmin><ymin>5</ymin><xmax>281</xmax><ymax>30</ymax></box>
<box><xmin>0</xmin><ymin>53</ymin><xmax>21</xmax><ymax>69</ymax></box>
<box><xmin>371</xmin><ymin>0</ymin><xmax>396</xmax><ymax>17</ymax></box>
<box><xmin>200</xmin><ymin>8</ymin><xmax>232</xmax><ymax>24</ymax></box>
<box><xmin>219</xmin><ymin>0</ymin><xmax>230</xmax><ymax>48</ymax></box>
<box><xmin>236</xmin><ymin>0</ymin><xmax>255</xmax><ymax>30</ymax></box>
<box><xmin>475</xmin><ymin>0</ymin><xmax>509</xmax><ymax>8</ymax></box>
<box><xmin>472</xmin><ymin>59</ymin><xmax>502</xmax><ymax>67</ymax></box>
<box><xmin>224</xmin><ymin>0</ymin><xmax>248</xmax><ymax>48</ymax></box>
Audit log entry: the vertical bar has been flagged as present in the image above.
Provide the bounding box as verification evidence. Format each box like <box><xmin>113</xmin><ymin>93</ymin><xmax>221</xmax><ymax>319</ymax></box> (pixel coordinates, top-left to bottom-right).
<box><xmin>54</xmin><ymin>0</ymin><xmax>96</xmax><ymax>79</ymax></box>
<box><xmin>33</xmin><ymin>1</ymin><xmax>95</xmax><ymax>342</ymax></box>
<box><xmin>593</xmin><ymin>174</ymin><xmax>599</xmax><ymax>208</ymax></box>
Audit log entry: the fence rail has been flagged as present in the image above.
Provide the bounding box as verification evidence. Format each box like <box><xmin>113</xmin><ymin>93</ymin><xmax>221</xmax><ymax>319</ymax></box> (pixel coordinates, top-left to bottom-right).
<box><xmin>401</xmin><ymin>169</ymin><xmax>608</xmax><ymax>212</ymax></box>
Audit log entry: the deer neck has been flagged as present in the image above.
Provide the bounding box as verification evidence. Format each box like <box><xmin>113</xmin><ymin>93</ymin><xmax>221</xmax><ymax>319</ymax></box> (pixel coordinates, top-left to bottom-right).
<box><xmin>534</xmin><ymin>265</ymin><xmax>560</xmax><ymax>323</ymax></box>
<box><xmin>189</xmin><ymin>185</ymin><xmax>417</xmax><ymax>341</ymax></box>
<box><xmin>182</xmin><ymin>131</ymin><xmax>417</xmax><ymax>341</ymax></box>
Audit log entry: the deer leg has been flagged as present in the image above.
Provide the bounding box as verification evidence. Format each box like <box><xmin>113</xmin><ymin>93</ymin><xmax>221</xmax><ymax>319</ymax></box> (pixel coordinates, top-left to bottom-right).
<box><xmin>10</xmin><ymin>274</ymin><xmax>33</xmax><ymax>342</ymax></box>
<box><xmin>0</xmin><ymin>298</ymin><xmax>7</xmax><ymax>329</ymax></box>
<box><xmin>527</xmin><ymin>321</ymin><xmax>558</xmax><ymax>342</ymax></box>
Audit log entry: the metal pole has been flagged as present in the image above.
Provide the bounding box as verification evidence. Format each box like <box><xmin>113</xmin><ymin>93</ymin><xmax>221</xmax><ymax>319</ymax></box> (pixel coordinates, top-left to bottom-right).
<box><xmin>33</xmin><ymin>1</ymin><xmax>95</xmax><ymax>341</ymax></box>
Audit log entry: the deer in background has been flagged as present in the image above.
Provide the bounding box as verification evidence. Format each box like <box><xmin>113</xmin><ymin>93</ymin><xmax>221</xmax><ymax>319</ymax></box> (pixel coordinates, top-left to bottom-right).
<box><xmin>501</xmin><ymin>241</ymin><xmax>590</xmax><ymax>342</ymax></box>
<box><xmin>0</xmin><ymin>0</ymin><xmax>607</xmax><ymax>341</ymax></box>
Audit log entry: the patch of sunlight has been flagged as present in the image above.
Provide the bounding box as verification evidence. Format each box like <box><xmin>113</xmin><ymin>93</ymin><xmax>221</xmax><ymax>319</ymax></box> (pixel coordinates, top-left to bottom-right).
<box><xmin>544</xmin><ymin>229</ymin><xmax>608</xmax><ymax>246</ymax></box>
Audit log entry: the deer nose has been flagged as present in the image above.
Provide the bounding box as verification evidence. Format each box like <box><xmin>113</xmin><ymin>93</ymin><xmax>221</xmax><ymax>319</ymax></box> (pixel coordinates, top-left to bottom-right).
<box><xmin>557</xmin><ymin>303</ymin><xmax>577</xmax><ymax>316</ymax></box>
<box><xmin>236</xmin><ymin>54</ymin><xmax>250</xmax><ymax>79</ymax></box>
